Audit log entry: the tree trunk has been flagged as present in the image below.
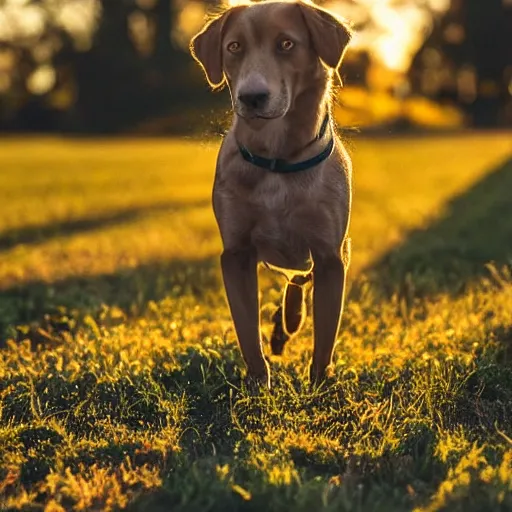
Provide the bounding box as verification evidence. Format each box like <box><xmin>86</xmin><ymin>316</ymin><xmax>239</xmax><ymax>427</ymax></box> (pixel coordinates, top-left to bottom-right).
<box><xmin>464</xmin><ymin>0</ymin><xmax>511</xmax><ymax>127</ymax></box>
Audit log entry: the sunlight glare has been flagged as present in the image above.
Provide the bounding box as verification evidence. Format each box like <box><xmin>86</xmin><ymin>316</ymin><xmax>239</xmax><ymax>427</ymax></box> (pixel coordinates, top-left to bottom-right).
<box><xmin>174</xmin><ymin>0</ymin><xmax>445</xmax><ymax>73</ymax></box>
<box><xmin>428</xmin><ymin>0</ymin><xmax>451</xmax><ymax>12</ymax></box>
<box><xmin>366</xmin><ymin>2</ymin><xmax>432</xmax><ymax>71</ymax></box>
<box><xmin>175</xmin><ymin>1</ymin><xmax>206</xmax><ymax>46</ymax></box>
<box><xmin>27</xmin><ymin>65</ymin><xmax>56</xmax><ymax>95</ymax></box>
<box><xmin>0</xmin><ymin>3</ymin><xmax>45</xmax><ymax>41</ymax></box>
<box><xmin>57</xmin><ymin>0</ymin><xmax>100</xmax><ymax>51</ymax></box>
<box><xmin>376</xmin><ymin>36</ymin><xmax>409</xmax><ymax>71</ymax></box>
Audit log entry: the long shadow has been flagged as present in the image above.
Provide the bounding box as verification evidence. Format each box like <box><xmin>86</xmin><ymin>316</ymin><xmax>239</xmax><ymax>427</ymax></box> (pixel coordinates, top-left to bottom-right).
<box><xmin>0</xmin><ymin>198</ymin><xmax>210</xmax><ymax>253</ymax></box>
<box><xmin>0</xmin><ymin>255</ymin><xmax>220</xmax><ymax>345</ymax></box>
<box><xmin>363</xmin><ymin>155</ymin><xmax>512</xmax><ymax>298</ymax></box>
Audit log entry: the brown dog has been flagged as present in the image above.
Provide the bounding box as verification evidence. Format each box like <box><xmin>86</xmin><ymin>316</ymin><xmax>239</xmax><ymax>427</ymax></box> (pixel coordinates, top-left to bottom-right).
<box><xmin>190</xmin><ymin>0</ymin><xmax>353</xmax><ymax>389</ymax></box>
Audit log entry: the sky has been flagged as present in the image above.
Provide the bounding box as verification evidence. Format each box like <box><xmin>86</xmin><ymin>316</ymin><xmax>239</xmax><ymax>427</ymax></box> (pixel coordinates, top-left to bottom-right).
<box><xmin>0</xmin><ymin>0</ymin><xmax>451</xmax><ymax>73</ymax></box>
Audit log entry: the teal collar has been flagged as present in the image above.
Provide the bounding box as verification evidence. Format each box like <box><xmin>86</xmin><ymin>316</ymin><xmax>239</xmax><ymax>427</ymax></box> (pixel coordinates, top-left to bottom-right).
<box><xmin>237</xmin><ymin>114</ymin><xmax>334</xmax><ymax>174</ymax></box>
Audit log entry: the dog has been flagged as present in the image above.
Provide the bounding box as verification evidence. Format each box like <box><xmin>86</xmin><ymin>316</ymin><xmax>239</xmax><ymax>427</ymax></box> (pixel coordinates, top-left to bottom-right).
<box><xmin>190</xmin><ymin>0</ymin><xmax>353</xmax><ymax>389</ymax></box>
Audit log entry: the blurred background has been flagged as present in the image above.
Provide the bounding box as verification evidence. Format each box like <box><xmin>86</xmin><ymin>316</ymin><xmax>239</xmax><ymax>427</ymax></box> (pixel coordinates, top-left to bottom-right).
<box><xmin>0</xmin><ymin>0</ymin><xmax>511</xmax><ymax>136</ymax></box>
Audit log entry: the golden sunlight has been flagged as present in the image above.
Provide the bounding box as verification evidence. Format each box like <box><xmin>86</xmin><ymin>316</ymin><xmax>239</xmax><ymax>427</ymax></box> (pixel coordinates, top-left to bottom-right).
<box><xmin>214</xmin><ymin>0</ymin><xmax>442</xmax><ymax>73</ymax></box>
<box><xmin>174</xmin><ymin>1</ymin><xmax>206</xmax><ymax>47</ymax></box>
<box><xmin>26</xmin><ymin>64</ymin><xmax>56</xmax><ymax>95</ymax></box>
<box><xmin>327</xmin><ymin>0</ymin><xmax>433</xmax><ymax>72</ymax></box>
<box><xmin>0</xmin><ymin>3</ymin><xmax>45</xmax><ymax>40</ymax></box>
<box><xmin>171</xmin><ymin>0</ymin><xmax>446</xmax><ymax>74</ymax></box>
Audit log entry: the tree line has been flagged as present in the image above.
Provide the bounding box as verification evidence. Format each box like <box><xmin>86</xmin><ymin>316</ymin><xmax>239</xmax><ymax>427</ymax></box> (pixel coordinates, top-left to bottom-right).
<box><xmin>0</xmin><ymin>0</ymin><xmax>510</xmax><ymax>134</ymax></box>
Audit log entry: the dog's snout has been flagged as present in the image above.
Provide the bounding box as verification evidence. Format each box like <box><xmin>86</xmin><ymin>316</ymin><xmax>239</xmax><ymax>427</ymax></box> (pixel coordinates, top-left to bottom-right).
<box><xmin>238</xmin><ymin>91</ymin><xmax>270</xmax><ymax>110</ymax></box>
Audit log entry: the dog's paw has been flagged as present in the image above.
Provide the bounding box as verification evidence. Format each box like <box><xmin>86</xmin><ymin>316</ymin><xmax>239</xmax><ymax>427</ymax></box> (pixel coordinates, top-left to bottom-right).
<box><xmin>309</xmin><ymin>364</ymin><xmax>336</xmax><ymax>391</ymax></box>
<box><xmin>243</xmin><ymin>359</ymin><xmax>271</xmax><ymax>393</ymax></box>
<box><xmin>243</xmin><ymin>373</ymin><xmax>271</xmax><ymax>394</ymax></box>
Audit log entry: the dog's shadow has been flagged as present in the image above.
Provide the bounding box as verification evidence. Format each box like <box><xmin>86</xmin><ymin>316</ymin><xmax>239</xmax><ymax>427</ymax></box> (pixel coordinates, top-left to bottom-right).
<box><xmin>362</xmin><ymin>155</ymin><xmax>512</xmax><ymax>299</ymax></box>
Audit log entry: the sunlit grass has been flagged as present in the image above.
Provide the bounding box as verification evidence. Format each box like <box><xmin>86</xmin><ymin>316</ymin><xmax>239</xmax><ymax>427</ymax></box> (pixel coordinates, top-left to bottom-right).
<box><xmin>0</xmin><ymin>133</ymin><xmax>511</xmax><ymax>511</ymax></box>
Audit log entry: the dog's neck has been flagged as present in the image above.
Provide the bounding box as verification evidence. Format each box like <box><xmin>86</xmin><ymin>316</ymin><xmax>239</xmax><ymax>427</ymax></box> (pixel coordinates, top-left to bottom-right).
<box><xmin>231</xmin><ymin>75</ymin><xmax>332</xmax><ymax>161</ymax></box>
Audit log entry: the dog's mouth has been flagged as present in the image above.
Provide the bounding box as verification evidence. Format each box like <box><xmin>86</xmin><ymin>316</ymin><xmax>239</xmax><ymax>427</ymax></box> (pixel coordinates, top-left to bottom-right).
<box><xmin>235</xmin><ymin>104</ymin><xmax>289</xmax><ymax>120</ymax></box>
<box><xmin>236</xmin><ymin>112</ymin><xmax>284</xmax><ymax>121</ymax></box>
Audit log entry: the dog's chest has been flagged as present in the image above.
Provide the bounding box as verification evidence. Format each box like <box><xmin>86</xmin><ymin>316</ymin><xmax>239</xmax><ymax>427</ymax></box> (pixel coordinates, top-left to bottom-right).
<box><xmin>248</xmin><ymin>176</ymin><xmax>311</xmax><ymax>270</ymax></box>
<box><xmin>252</xmin><ymin>174</ymin><xmax>289</xmax><ymax>210</ymax></box>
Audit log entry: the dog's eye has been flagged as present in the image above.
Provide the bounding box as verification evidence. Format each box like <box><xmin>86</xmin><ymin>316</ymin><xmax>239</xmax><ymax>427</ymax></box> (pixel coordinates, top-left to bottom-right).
<box><xmin>279</xmin><ymin>39</ymin><xmax>294</xmax><ymax>51</ymax></box>
<box><xmin>227</xmin><ymin>41</ymin><xmax>241</xmax><ymax>53</ymax></box>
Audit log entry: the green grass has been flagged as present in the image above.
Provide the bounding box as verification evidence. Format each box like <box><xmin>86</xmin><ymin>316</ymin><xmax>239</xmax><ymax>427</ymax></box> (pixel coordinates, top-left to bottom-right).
<box><xmin>0</xmin><ymin>133</ymin><xmax>511</xmax><ymax>511</ymax></box>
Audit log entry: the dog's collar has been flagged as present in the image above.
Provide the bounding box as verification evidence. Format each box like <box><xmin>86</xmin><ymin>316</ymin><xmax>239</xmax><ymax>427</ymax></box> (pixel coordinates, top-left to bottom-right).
<box><xmin>237</xmin><ymin>114</ymin><xmax>334</xmax><ymax>174</ymax></box>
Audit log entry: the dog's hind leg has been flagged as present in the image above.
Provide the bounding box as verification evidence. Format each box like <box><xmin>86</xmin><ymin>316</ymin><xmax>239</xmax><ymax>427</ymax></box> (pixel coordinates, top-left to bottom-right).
<box><xmin>270</xmin><ymin>273</ymin><xmax>312</xmax><ymax>355</ymax></box>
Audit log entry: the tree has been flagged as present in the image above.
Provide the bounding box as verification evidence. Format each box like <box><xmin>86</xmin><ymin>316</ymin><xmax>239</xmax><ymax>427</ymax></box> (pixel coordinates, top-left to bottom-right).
<box><xmin>464</xmin><ymin>0</ymin><xmax>512</xmax><ymax>126</ymax></box>
<box><xmin>409</xmin><ymin>0</ymin><xmax>512</xmax><ymax>127</ymax></box>
<box><xmin>0</xmin><ymin>0</ymin><xmax>220</xmax><ymax>133</ymax></box>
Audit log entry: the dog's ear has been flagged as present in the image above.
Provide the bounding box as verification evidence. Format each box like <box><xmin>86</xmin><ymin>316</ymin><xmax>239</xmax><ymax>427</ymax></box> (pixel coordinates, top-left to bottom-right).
<box><xmin>298</xmin><ymin>1</ymin><xmax>352</xmax><ymax>70</ymax></box>
<box><xmin>190</xmin><ymin>7</ymin><xmax>241</xmax><ymax>88</ymax></box>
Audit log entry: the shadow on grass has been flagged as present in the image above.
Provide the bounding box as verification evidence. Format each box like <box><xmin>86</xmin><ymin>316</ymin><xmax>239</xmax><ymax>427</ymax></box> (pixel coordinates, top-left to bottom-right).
<box><xmin>364</xmin><ymin>155</ymin><xmax>512</xmax><ymax>299</ymax></box>
<box><xmin>0</xmin><ymin>198</ymin><xmax>217</xmax><ymax>343</ymax></box>
<box><xmin>0</xmin><ymin>256</ymin><xmax>220</xmax><ymax>345</ymax></box>
<box><xmin>0</xmin><ymin>198</ymin><xmax>210</xmax><ymax>253</ymax></box>
<box><xmin>3</xmin><ymin>155</ymin><xmax>512</xmax><ymax>512</ymax></box>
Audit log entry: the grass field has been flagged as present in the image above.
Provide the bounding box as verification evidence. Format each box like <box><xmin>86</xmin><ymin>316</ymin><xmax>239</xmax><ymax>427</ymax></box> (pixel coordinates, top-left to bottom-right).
<box><xmin>0</xmin><ymin>133</ymin><xmax>511</xmax><ymax>511</ymax></box>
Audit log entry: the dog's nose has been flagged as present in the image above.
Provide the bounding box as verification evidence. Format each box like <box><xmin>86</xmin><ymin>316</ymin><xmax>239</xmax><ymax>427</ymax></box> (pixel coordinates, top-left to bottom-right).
<box><xmin>238</xmin><ymin>91</ymin><xmax>270</xmax><ymax>110</ymax></box>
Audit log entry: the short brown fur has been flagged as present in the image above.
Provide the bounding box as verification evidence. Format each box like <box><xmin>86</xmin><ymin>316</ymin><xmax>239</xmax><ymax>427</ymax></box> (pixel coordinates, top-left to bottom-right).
<box><xmin>190</xmin><ymin>0</ymin><xmax>353</xmax><ymax>388</ymax></box>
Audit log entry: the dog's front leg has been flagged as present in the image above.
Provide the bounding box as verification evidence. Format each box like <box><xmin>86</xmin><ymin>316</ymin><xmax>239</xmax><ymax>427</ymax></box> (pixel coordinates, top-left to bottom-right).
<box><xmin>310</xmin><ymin>254</ymin><xmax>346</xmax><ymax>385</ymax></box>
<box><xmin>220</xmin><ymin>247</ymin><xmax>270</xmax><ymax>388</ymax></box>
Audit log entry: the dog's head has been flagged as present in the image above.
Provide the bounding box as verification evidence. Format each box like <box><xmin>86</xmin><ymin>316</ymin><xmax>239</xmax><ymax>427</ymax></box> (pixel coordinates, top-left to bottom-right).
<box><xmin>190</xmin><ymin>0</ymin><xmax>352</xmax><ymax>120</ymax></box>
